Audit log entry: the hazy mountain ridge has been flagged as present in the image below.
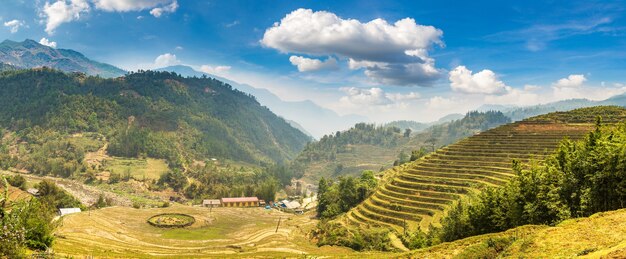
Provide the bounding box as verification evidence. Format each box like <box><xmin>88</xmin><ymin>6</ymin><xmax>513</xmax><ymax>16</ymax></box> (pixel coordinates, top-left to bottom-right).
<box><xmin>156</xmin><ymin>65</ymin><xmax>367</xmax><ymax>139</ymax></box>
<box><xmin>0</xmin><ymin>39</ymin><xmax>126</xmax><ymax>78</ymax></box>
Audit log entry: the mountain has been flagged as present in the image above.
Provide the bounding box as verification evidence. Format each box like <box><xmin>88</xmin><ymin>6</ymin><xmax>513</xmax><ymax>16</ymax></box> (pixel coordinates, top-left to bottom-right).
<box><xmin>156</xmin><ymin>65</ymin><xmax>367</xmax><ymax>139</ymax></box>
<box><xmin>0</xmin><ymin>39</ymin><xmax>126</xmax><ymax>78</ymax></box>
<box><xmin>292</xmin><ymin>111</ymin><xmax>512</xmax><ymax>183</ymax></box>
<box><xmin>0</xmin><ymin>68</ymin><xmax>310</xmax><ymax>166</ymax></box>
<box><xmin>336</xmin><ymin>106</ymin><xmax>626</xmax><ymax>235</ymax></box>
<box><xmin>384</xmin><ymin>120</ymin><xmax>429</xmax><ymax>133</ymax></box>
<box><xmin>478</xmin><ymin>96</ymin><xmax>626</xmax><ymax>122</ymax></box>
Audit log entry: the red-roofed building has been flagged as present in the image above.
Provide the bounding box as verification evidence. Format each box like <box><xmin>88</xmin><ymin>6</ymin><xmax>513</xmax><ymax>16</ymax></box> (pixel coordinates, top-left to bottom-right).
<box><xmin>220</xmin><ymin>197</ymin><xmax>260</xmax><ymax>207</ymax></box>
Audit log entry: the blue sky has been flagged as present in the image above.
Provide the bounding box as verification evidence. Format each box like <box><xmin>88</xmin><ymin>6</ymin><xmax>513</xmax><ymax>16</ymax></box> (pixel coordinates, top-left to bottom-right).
<box><xmin>1</xmin><ymin>0</ymin><xmax>626</xmax><ymax>122</ymax></box>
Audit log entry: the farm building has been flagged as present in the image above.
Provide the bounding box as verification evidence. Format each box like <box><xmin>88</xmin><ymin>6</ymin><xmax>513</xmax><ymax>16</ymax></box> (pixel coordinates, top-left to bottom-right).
<box><xmin>27</xmin><ymin>188</ymin><xmax>40</xmax><ymax>196</ymax></box>
<box><xmin>220</xmin><ymin>197</ymin><xmax>259</xmax><ymax>207</ymax></box>
<box><xmin>59</xmin><ymin>208</ymin><xmax>81</xmax><ymax>216</ymax></box>
<box><xmin>202</xmin><ymin>199</ymin><xmax>221</xmax><ymax>208</ymax></box>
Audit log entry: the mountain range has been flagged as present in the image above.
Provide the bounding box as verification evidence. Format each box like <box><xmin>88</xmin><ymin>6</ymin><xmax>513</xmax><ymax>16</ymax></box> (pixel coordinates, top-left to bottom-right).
<box><xmin>155</xmin><ymin>65</ymin><xmax>367</xmax><ymax>139</ymax></box>
<box><xmin>0</xmin><ymin>39</ymin><xmax>126</xmax><ymax>78</ymax></box>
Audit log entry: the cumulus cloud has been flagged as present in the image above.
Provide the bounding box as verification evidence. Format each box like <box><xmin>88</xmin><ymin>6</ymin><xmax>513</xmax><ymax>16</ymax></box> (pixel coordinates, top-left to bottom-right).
<box><xmin>154</xmin><ymin>53</ymin><xmax>180</xmax><ymax>67</ymax></box>
<box><xmin>339</xmin><ymin>87</ymin><xmax>420</xmax><ymax>106</ymax></box>
<box><xmin>199</xmin><ymin>65</ymin><xmax>231</xmax><ymax>74</ymax></box>
<box><xmin>552</xmin><ymin>74</ymin><xmax>586</xmax><ymax>88</ymax></box>
<box><xmin>289</xmin><ymin>56</ymin><xmax>338</xmax><ymax>72</ymax></box>
<box><xmin>41</xmin><ymin>0</ymin><xmax>90</xmax><ymax>35</ymax></box>
<box><xmin>149</xmin><ymin>1</ymin><xmax>178</xmax><ymax>17</ymax></box>
<box><xmin>261</xmin><ymin>8</ymin><xmax>444</xmax><ymax>86</ymax></box>
<box><xmin>93</xmin><ymin>0</ymin><xmax>176</xmax><ymax>12</ymax></box>
<box><xmin>449</xmin><ymin>66</ymin><xmax>511</xmax><ymax>95</ymax></box>
<box><xmin>4</xmin><ymin>19</ymin><xmax>26</xmax><ymax>33</ymax></box>
<box><xmin>39</xmin><ymin>37</ymin><xmax>57</xmax><ymax>48</ymax></box>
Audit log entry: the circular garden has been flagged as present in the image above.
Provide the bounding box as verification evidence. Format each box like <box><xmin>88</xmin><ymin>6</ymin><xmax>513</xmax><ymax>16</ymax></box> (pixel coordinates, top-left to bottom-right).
<box><xmin>147</xmin><ymin>213</ymin><xmax>195</xmax><ymax>228</ymax></box>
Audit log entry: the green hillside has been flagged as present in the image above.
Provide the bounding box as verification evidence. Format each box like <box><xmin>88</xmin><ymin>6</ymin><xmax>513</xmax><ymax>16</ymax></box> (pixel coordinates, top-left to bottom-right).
<box><xmin>293</xmin><ymin>111</ymin><xmax>511</xmax><ymax>183</ymax></box>
<box><xmin>0</xmin><ymin>68</ymin><xmax>310</xmax><ymax>168</ymax></box>
<box><xmin>339</xmin><ymin>106</ymin><xmax>626</xmax><ymax>233</ymax></box>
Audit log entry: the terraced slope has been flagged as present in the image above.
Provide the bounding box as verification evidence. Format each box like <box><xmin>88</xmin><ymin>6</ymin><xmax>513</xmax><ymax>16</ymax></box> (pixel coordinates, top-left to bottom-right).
<box><xmin>344</xmin><ymin>106</ymin><xmax>626</xmax><ymax>232</ymax></box>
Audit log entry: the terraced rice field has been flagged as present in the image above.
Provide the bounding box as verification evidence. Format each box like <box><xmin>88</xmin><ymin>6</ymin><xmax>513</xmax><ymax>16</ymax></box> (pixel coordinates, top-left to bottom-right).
<box><xmin>344</xmin><ymin>107</ymin><xmax>626</xmax><ymax>232</ymax></box>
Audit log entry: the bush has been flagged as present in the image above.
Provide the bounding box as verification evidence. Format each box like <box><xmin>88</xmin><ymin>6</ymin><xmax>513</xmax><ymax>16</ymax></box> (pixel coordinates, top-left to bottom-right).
<box><xmin>7</xmin><ymin>174</ymin><xmax>27</xmax><ymax>190</ymax></box>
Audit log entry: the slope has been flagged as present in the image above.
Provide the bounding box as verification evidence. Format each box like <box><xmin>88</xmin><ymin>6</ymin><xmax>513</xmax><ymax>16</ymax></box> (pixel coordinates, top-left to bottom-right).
<box><xmin>408</xmin><ymin>208</ymin><xmax>626</xmax><ymax>258</ymax></box>
<box><xmin>0</xmin><ymin>39</ymin><xmax>126</xmax><ymax>78</ymax></box>
<box><xmin>156</xmin><ymin>65</ymin><xmax>367</xmax><ymax>138</ymax></box>
<box><xmin>342</xmin><ymin>106</ymin><xmax>626</xmax><ymax>232</ymax></box>
<box><xmin>0</xmin><ymin>68</ymin><xmax>310</xmax><ymax>166</ymax></box>
<box><xmin>293</xmin><ymin>111</ymin><xmax>511</xmax><ymax>183</ymax></box>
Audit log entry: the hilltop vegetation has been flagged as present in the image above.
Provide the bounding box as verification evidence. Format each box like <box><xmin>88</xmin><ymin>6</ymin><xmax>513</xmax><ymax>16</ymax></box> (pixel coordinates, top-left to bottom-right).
<box><xmin>317</xmin><ymin>106</ymin><xmax>626</xmax><ymax>251</ymax></box>
<box><xmin>294</xmin><ymin>111</ymin><xmax>512</xmax><ymax>182</ymax></box>
<box><xmin>0</xmin><ymin>68</ymin><xmax>309</xmax><ymax>170</ymax></box>
<box><xmin>438</xmin><ymin>116</ymin><xmax>626</xmax><ymax>243</ymax></box>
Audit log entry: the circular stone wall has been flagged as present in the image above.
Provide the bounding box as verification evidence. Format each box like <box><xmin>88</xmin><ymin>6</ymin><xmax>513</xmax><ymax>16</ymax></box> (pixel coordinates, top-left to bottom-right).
<box><xmin>147</xmin><ymin>213</ymin><xmax>195</xmax><ymax>228</ymax></box>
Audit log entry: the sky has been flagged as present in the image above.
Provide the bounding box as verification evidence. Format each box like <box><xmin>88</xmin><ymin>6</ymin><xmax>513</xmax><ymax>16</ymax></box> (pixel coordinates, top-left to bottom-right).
<box><xmin>1</xmin><ymin>0</ymin><xmax>626</xmax><ymax>123</ymax></box>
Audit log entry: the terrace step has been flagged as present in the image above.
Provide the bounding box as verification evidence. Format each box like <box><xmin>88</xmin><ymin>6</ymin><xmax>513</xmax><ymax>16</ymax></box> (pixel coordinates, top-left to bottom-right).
<box><xmin>403</xmin><ymin>169</ymin><xmax>511</xmax><ymax>186</ymax></box>
<box><xmin>383</xmin><ymin>183</ymin><xmax>461</xmax><ymax>201</ymax></box>
<box><xmin>373</xmin><ymin>191</ymin><xmax>447</xmax><ymax>211</ymax></box>
<box><xmin>378</xmin><ymin>186</ymin><xmax>456</xmax><ymax>205</ymax></box>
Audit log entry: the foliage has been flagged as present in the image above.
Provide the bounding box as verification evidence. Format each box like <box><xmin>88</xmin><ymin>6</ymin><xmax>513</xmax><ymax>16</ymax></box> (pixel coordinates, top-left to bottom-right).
<box><xmin>316</xmin><ymin>171</ymin><xmax>378</xmax><ymax>219</ymax></box>
<box><xmin>1</xmin><ymin>177</ymin><xmax>57</xmax><ymax>256</ymax></box>
<box><xmin>438</xmin><ymin>119</ymin><xmax>626</xmax><ymax>242</ymax></box>
<box><xmin>315</xmin><ymin>221</ymin><xmax>393</xmax><ymax>251</ymax></box>
<box><xmin>7</xmin><ymin>174</ymin><xmax>26</xmax><ymax>190</ymax></box>
<box><xmin>423</xmin><ymin>110</ymin><xmax>511</xmax><ymax>147</ymax></box>
<box><xmin>179</xmin><ymin>164</ymin><xmax>287</xmax><ymax>202</ymax></box>
<box><xmin>0</xmin><ymin>68</ymin><xmax>310</xmax><ymax>169</ymax></box>
<box><xmin>36</xmin><ymin>180</ymin><xmax>84</xmax><ymax>210</ymax></box>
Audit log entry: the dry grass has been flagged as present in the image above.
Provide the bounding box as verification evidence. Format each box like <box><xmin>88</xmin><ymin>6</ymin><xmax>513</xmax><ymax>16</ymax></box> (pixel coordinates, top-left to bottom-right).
<box><xmin>406</xmin><ymin>209</ymin><xmax>626</xmax><ymax>258</ymax></box>
<box><xmin>53</xmin><ymin>204</ymin><xmax>377</xmax><ymax>258</ymax></box>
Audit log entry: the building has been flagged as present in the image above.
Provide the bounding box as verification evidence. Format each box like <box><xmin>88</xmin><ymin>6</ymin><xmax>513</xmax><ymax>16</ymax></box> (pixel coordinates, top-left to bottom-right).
<box><xmin>202</xmin><ymin>199</ymin><xmax>221</xmax><ymax>208</ymax></box>
<box><xmin>27</xmin><ymin>188</ymin><xmax>40</xmax><ymax>196</ymax></box>
<box><xmin>59</xmin><ymin>208</ymin><xmax>81</xmax><ymax>216</ymax></box>
<box><xmin>220</xmin><ymin>197</ymin><xmax>259</xmax><ymax>207</ymax></box>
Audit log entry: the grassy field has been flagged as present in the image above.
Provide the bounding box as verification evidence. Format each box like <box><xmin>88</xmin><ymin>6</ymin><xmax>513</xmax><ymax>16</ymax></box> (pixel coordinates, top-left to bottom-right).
<box><xmin>408</xmin><ymin>208</ymin><xmax>626</xmax><ymax>258</ymax></box>
<box><xmin>103</xmin><ymin>157</ymin><xmax>169</xmax><ymax>180</ymax></box>
<box><xmin>52</xmin><ymin>204</ymin><xmax>376</xmax><ymax>258</ymax></box>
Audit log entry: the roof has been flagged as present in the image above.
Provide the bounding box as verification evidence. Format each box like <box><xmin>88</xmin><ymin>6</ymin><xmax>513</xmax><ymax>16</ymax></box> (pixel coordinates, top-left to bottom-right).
<box><xmin>284</xmin><ymin>201</ymin><xmax>301</xmax><ymax>209</ymax></box>
<box><xmin>59</xmin><ymin>208</ymin><xmax>81</xmax><ymax>216</ymax></box>
<box><xmin>221</xmin><ymin>197</ymin><xmax>259</xmax><ymax>203</ymax></box>
<box><xmin>202</xmin><ymin>199</ymin><xmax>221</xmax><ymax>205</ymax></box>
<box><xmin>27</xmin><ymin>188</ymin><xmax>40</xmax><ymax>195</ymax></box>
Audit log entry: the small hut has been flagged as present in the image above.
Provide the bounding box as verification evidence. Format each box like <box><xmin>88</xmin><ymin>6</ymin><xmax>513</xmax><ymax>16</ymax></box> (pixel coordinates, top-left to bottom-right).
<box><xmin>202</xmin><ymin>199</ymin><xmax>221</xmax><ymax>208</ymax></box>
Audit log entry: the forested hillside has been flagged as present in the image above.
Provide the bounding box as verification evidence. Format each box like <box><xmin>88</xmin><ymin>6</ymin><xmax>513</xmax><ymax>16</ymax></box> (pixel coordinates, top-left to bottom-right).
<box><xmin>316</xmin><ymin>106</ymin><xmax>626</xmax><ymax>251</ymax></box>
<box><xmin>293</xmin><ymin>111</ymin><xmax>511</xmax><ymax>182</ymax></box>
<box><xmin>0</xmin><ymin>68</ymin><xmax>310</xmax><ymax>169</ymax></box>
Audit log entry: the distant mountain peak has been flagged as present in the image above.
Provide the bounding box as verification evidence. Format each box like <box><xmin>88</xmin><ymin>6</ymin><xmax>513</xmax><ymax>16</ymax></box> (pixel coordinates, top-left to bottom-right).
<box><xmin>0</xmin><ymin>38</ymin><xmax>126</xmax><ymax>78</ymax></box>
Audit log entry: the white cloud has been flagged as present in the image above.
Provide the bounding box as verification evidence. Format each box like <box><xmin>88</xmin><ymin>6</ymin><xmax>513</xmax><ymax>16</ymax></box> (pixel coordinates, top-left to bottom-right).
<box><xmin>449</xmin><ymin>66</ymin><xmax>510</xmax><ymax>95</ymax></box>
<box><xmin>552</xmin><ymin>74</ymin><xmax>586</xmax><ymax>88</ymax></box>
<box><xmin>199</xmin><ymin>65</ymin><xmax>231</xmax><ymax>74</ymax></box>
<box><xmin>289</xmin><ymin>56</ymin><xmax>338</xmax><ymax>72</ymax></box>
<box><xmin>174</xmin><ymin>46</ymin><xmax>183</xmax><ymax>51</ymax></box>
<box><xmin>93</xmin><ymin>0</ymin><xmax>175</xmax><ymax>12</ymax></box>
<box><xmin>261</xmin><ymin>8</ymin><xmax>444</xmax><ymax>86</ymax></box>
<box><xmin>339</xmin><ymin>87</ymin><xmax>420</xmax><ymax>106</ymax></box>
<box><xmin>41</xmin><ymin>0</ymin><xmax>90</xmax><ymax>35</ymax></box>
<box><xmin>149</xmin><ymin>1</ymin><xmax>178</xmax><ymax>18</ymax></box>
<box><xmin>154</xmin><ymin>53</ymin><xmax>180</xmax><ymax>67</ymax></box>
<box><xmin>4</xmin><ymin>19</ymin><xmax>26</xmax><ymax>33</ymax></box>
<box><xmin>225</xmin><ymin>20</ymin><xmax>240</xmax><ymax>28</ymax></box>
<box><xmin>426</xmin><ymin>96</ymin><xmax>455</xmax><ymax>109</ymax></box>
<box><xmin>39</xmin><ymin>38</ymin><xmax>57</xmax><ymax>48</ymax></box>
